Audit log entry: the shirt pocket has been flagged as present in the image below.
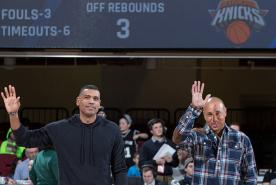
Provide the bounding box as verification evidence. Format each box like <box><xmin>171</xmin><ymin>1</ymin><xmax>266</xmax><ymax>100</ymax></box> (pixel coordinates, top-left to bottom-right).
<box><xmin>194</xmin><ymin>139</ymin><xmax>215</xmax><ymax>161</ymax></box>
<box><xmin>228</xmin><ymin>142</ymin><xmax>243</xmax><ymax>167</ymax></box>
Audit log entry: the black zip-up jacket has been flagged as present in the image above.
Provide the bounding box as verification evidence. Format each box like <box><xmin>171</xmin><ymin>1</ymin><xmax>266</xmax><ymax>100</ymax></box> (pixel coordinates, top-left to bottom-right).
<box><xmin>13</xmin><ymin>115</ymin><xmax>127</xmax><ymax>185</ymax></box>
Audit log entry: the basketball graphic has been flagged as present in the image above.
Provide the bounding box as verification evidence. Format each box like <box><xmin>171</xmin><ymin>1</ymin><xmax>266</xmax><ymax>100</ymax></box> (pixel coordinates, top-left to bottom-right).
<box><xmin>209</xmin><ymin>0</ymin><xmax>268</xmax><ymax>45</ymax></box>
<box><xmin>226</xmin><ymin>21</ymin><xmax>251</xmax><ymax>45</ymax></box>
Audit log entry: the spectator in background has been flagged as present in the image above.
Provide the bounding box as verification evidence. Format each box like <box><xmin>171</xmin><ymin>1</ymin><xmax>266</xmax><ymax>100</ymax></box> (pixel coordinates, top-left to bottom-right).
<box><xmin>127</xmin><ymin>152</ymin><xmax>141</xmax><ymax>177</ymax></box>
<box><xmin>229</xmin><ymin>122</ymin><xmax>240</xmax><ymax>131</ymax></box>
<box><xmin>179</xmin><ymin>157</ymin><xmax>193</xmax><ymax>185</ymax></box>
<box><xmin>139</xmin><ymin>118</ymin><xmax>178</xmax><ymax>185</ymax></box>
<box><xmin>119</xmin><ymin>114</ymin><xmax>148</xmax><ymax>168</ymax></box>
<box><xmin>0</xmin><ymin>128</ymin><xmax>25</xmax><ymax>159</ymax></box>
<box><xmin>142</xmin><ymin>164</ymin><xmax>164</xmax><ymax>185</ymax></box>
<box><xmin>14</xmin><ymin>147</ymin><xmax>39</xmax><ymax>180</ymax></box>
<box><xmin>97</xmin><ymin>106</ymin><xmax>107</xmax><ymax>118</ymax></box>
<box><xmin>172</xmin><ymin>81</ymin><xmax>257</xmax><ymax>185</ymax></box>
<box><xmin>171</xmin><ymin>146</ymin><xmax>191</xmax><ymax>184</ymax></box>
<box><xmin>29</xmin><ymin>147</ymin><xmax>58</xmax><ymax>185</ymax></box>
<box><xmin>262</xmin><ymin>158</ymin><xmax>276</xmax><ymax>185</ymax></box>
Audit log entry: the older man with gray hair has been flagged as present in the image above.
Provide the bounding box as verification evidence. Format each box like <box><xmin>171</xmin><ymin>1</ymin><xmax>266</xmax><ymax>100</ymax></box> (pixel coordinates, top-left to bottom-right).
<box><xmin>173</xmin><ymin>81</ymin><xmax>257</xmax><ymax>185</ymax></box>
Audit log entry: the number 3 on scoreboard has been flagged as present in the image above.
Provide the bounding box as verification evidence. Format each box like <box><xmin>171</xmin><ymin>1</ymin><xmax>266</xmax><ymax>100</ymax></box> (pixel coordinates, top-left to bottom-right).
<box><xmin>116</xmin><ymin>18</ymin><xmax>130</xmax><ymax>39</ymax></box>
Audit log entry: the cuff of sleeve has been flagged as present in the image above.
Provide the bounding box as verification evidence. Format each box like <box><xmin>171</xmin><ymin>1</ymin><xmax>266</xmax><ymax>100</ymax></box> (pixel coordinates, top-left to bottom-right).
<box><xmin>188</xmin><ymin>105</ymin><xmax>202</xmax><ymax>117</ymax></box>
<box><xmin>12</xmin><ymin>124</ymin><xmax>25</xmax><ymax>138</ymax></box>
<box><xmin>12</xmin><ymin>124</ymin><xmax>24</xmax><ymax>132</ymax></box>
<box><xmin>176</xmin><ymin>105</ymin><xmax>202</xmax><ymax>134</ymax></box>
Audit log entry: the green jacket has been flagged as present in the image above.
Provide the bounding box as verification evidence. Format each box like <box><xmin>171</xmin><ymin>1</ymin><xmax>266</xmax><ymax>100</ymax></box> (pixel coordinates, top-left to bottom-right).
<box><xmin>30</xmin><ymin>149</ymin><xmax>59</xmax><ymax>185</ymax></box>
<box><xmin>0</xmin><ymin>128</ymin><xmax>25</xmax><ymax>158</ymax></box>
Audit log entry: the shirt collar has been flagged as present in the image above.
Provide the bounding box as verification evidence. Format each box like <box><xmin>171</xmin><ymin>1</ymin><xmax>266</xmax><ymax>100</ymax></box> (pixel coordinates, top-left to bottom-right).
<box><xmin>203</xmin><ymin>123</ymin><xmax>228</xmax><ymax>135</ymax></box>
<box><xmin>145</xmin><ymin>180</ymin><xmax>155</xmax><ymax>185</ymax></box>
<box><xmin>204</xmin><ymin>124</ymin><xmax>229</xmax><ymax>144</ymax></box>
<box><xmin>151</xmin><ymin>136</ymin><xmax>166</xmax><ymax>143</ymax></box>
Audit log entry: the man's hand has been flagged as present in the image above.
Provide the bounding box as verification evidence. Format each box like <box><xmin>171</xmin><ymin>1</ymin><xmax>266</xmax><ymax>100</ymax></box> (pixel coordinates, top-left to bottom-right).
<box><xmin>177</xmin><ymin>149</ymin><xmax>189</xmax><ymax>162</ymax></box>
<box><xmin>1</xmin><ymin>85</ymin><xmax>20</xmax><ymax>114</ymax></box>
<box><xmin>6</xmin><ymin>178</ymin><xmax>16</xmax><ymax>185</ymax></box>
<box><xmin>163</xmin><ymin>155</ymin><xmax>173</xmax><ymax>163</ymax></box>
<box><xmin>133</xmin><ymin>134</ymin><xmax>139</xmax><ymax>140</ymax></box>
<box><xmin>191</xmin><ymin>81</ymin><xmax>211</xmax><ymax>109</ymax></box>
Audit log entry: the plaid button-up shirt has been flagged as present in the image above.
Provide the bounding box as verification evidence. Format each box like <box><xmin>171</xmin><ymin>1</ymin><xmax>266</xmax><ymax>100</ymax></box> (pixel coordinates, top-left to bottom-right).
<box><xmin>176</xmin><ymin>106</ymin><xmax>257</xmax><ymax>185</ymax></box>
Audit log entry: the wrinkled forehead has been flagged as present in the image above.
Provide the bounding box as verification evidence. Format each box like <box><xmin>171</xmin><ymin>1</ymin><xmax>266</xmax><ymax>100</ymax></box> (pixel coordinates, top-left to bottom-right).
<box><xmin>204</xmin><ymin>100</ymin><xmax>226</xmax><ymax>113</ymax></box>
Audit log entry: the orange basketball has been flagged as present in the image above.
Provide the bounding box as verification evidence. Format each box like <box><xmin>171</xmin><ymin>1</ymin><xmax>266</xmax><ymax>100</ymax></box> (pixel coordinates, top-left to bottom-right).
<box><xmin>226</xmin><ymin>21</ymin><xmax>251</xmax><ymax>45</ymax></box>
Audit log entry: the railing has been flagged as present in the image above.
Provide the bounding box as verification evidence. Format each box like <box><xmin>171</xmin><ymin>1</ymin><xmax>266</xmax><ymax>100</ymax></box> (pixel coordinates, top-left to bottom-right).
<box><xmin>125</xmin><ymin>108</ymin><xmax>170</xmax><ymax>133</ymax></box>
<box><xmin>126</xmin><ymin>108</ymin><xmax>170</xmax><ymax>125</ymax></box>
<box><xmin>20</xmin><ymin>107</ymin><xmax>69</xmax><ymax>125</ymax></box>
<box><xmin>0</xmin><ymin>107</ymin><xmax>9</xmax><ymax>123</ymax></box>
<box><xmin>0</xmin><ymin>107</ymin><xmax>9</xmax><ymax>140</ymax></box>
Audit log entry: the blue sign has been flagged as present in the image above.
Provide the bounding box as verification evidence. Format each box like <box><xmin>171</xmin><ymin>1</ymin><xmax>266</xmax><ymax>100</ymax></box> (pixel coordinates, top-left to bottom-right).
<box><xmin>0</xmin><ymin>0</ymin><xmax>275</xmax><ymax>49</ymax></box>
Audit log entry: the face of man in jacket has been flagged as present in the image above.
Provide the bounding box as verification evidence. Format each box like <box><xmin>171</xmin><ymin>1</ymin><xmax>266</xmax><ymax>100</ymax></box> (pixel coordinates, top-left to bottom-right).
<box><xmin>76</xmin><ymin>89</ymin><xmax>101</xmax><ymax>119</ymax></box>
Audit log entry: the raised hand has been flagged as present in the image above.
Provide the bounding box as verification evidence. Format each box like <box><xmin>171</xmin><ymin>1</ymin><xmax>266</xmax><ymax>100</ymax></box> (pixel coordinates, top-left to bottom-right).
<box><xmin>1</xmin><ymin>85</ymin><xmax>21</xmax><ymax>114</ymax></box>
<box><xmin>191</xmin><ymin>81</ymin><xmax>211</xmax><ymax>109</ymax></box>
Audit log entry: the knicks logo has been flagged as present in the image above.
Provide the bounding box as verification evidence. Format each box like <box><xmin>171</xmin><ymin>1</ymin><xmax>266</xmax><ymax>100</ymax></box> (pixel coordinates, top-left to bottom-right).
<box><xmin>209</xmin><ymin>0</ymin><xmax>268</xmax><ymax>45</ymax></box>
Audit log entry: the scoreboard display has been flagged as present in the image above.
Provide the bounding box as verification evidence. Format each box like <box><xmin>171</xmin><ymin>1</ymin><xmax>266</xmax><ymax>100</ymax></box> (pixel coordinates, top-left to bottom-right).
<box><xmin>0</xmin><ymin>0</ymin><xmax>275</xmax><ymax>49</ymax></box>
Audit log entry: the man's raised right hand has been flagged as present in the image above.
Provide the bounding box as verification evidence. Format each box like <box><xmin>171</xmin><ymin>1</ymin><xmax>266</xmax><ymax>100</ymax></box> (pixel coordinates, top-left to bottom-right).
<box><xmin>191</xmin><ymin>81</ymin><xmax>211</xmax><ymax>109</ymax></box>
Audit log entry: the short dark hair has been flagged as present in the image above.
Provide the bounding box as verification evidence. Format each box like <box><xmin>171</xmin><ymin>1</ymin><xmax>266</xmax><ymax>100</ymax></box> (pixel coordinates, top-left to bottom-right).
<box><xmin>79</xmin><ymin>85</ymin><xmax>99</xmax><ymax>95</ymax></box>
<box><xmin>147</xmin><ymin>118</ymin><xmax>165</xmax><ymax>130</ymax></box>
<box><xmin>132</xmin><ymin>152</ymin><xmax>139</xmax><ymax>159</ymax></box>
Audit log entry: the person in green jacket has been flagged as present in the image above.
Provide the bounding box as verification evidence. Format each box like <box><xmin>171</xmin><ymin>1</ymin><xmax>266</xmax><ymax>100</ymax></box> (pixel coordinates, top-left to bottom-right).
<box><xmin>0</xmin><ymin>128</ymin><xmax>25</xmax><ymax>159</ymax></box>
<box><xmin>29</xmin><ymin>148</ymin><xmax>58</xmax><ymax>185</ymax></box>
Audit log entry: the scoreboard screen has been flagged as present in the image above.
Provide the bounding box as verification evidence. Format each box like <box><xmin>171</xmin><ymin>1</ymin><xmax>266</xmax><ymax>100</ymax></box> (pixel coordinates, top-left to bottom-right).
<box><xmin>0</xmin><ymin>0</ymin><xmax>275</xmax><ymax>49</ymax></box>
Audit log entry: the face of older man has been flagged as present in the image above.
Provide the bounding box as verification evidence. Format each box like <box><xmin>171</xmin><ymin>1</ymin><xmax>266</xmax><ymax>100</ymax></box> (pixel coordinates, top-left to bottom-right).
<box><xmin>203</xmin><ymin>98</ymin><xmax>227</xmax><ymax>136</ymax></box>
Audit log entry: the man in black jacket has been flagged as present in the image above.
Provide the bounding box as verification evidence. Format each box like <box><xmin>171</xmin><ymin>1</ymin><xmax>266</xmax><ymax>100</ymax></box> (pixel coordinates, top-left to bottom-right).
<box><xmin>1</xmin><ymin>84</ymin><xmax>127</xmax><ymax>185</ymax></box>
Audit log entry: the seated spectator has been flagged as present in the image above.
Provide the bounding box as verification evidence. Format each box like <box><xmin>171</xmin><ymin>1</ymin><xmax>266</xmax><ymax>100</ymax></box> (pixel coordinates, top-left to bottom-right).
<box><xmin>171</xmin><ymin>146</ymin><xmax>191</xmax><ymax>183</ymax></box>
<box><xmin>97</xmin><ymin>106</ymin><xmax>107</xmax><ymax>118</ymax></box>
<box><xmin>139</xmin><ymin>118</ymin><xmax>178</xmax><ymax>185</ymax></box>
<box><xmin>0</xmin><ymin>128</ymin><xmax>25</xmax><ymax>159</ymax></box>
<box><xmin>128</xmin><ymin>152</ymin><xmax>141</xmax><ymax>177</ymax></box>
<box><xmin>14</xmin><ymin>147</ymin><xmax>39</xmax><ymax>180</ymax></box>
<box><xmin>263</xmin><ymin>157</ymin><xmax>276</xmax><ymax>185</ymax></box>
<box><xmin>29</xmin><ymin>147</ymin><xmax>58</xmax><ymax>185</ymax></box>
<box><xmin>179</xmin><ymin>157</ymin><xmax>194</xmax><ymax>185</ymax></box>
<box><xmin>119</xmin><ymin>114</ymin><xmax>148</xmax><ymax>168</ymax></box>
<box><xmin>142</xmin><ymin>164</ymin><xmax>164</xmax><ymax>185</ymax></box>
